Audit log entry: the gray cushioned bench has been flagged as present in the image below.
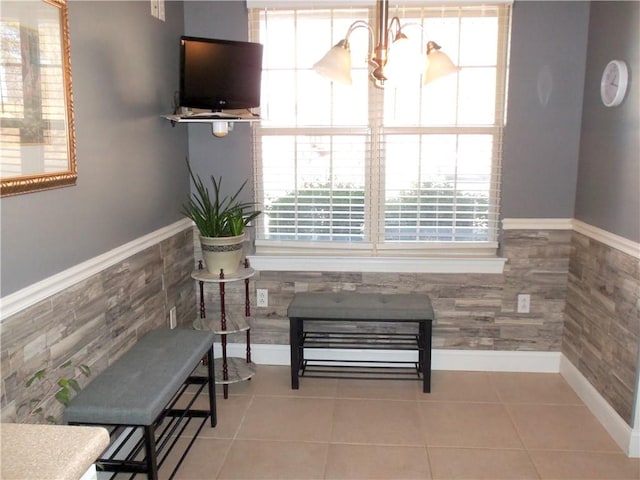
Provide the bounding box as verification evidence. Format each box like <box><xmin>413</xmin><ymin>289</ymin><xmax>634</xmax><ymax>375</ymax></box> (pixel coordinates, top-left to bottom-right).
<box><xmin>288</xmin><ymin>292</ymin><xmax>434</xmax><ymax>393</ymax></box>
<box><xmin>64</xmin><ymin>328</ymin><xmax>216</xmax><ymax>480</ymax></box>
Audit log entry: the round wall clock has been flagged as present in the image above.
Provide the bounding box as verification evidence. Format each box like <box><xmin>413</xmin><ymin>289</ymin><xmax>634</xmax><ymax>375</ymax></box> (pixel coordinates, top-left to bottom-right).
<box><xmin>600</xmin><ymin>60</ymin><xmax>629</xmax><ymax>107</ymax></box>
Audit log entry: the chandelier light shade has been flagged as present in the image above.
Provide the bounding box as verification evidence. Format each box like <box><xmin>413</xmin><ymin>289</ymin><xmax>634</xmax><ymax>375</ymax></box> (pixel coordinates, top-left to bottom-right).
<box><xmin>424</xmin><ymin>41</ymin><xmax>461</xmax><ymax>84</ymax></box>
<box><xmin>314</xmin><ymin>0</ymin><xmax>460</xmax><ymax>88</ymax></box>
<box><xmin>313</xmin><ymin>40</ymin><xmax>353</xmax><ymax>85</ymax></box>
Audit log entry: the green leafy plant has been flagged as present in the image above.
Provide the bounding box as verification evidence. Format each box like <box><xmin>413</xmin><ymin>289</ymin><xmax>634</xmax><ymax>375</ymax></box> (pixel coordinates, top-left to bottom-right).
<box><xmin>182</xmin><ymin>158</ymin><xmax>261</xmax><ymax>237</ymax></box>
<box><xmin>17</xmin><ymin>360</ymin><xmax>91</xmax><ymax>424</ymax></box>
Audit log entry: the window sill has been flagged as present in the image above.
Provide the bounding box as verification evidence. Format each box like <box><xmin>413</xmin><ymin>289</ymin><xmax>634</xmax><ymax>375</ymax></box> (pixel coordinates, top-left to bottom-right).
<box><xmin>246</xmin><ymin>255</ymin><xmax>506</xmax><ymax>274</ymax></box>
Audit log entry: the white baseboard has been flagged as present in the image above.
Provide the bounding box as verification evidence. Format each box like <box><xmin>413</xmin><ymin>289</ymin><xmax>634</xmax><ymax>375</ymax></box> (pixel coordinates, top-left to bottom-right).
<box><xmin>560</xmin><ymin>355</ymin><xmax>637</xmax><ymax>457</ymax></box>
<box><xmin>431</xmin><ymin>349</ymin><xmax>562</xmax><ymax>372</ymax></box>
<box><xmin>218</xmin><ymin>343</ymin><xmax>561</xmax><ymax>372</ymax></box>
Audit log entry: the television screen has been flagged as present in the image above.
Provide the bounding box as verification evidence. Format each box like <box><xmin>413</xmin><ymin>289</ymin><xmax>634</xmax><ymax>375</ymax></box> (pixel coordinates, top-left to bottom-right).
<box><xmin>179</xmin><ymin>36</ymin><xmax>263</xmax><ymax>112</ymax></box>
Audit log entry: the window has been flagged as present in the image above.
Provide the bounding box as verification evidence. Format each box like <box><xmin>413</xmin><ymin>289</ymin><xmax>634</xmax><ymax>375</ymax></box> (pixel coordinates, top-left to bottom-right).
<box><xmin>249</xmin><ymin>3</ymin><xmax>510</xmax><ymax>258</ymax></box>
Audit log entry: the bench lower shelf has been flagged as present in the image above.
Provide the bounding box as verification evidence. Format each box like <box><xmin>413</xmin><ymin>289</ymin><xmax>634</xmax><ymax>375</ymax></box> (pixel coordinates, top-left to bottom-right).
<box><xmin>299</xmin><ymin>358</ymin><xmax>423</xmax><ymax>381</ymax></box>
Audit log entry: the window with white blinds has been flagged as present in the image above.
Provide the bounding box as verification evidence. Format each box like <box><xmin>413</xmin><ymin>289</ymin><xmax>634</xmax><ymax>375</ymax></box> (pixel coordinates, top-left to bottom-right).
<box><xmin>249</xmin><ymin>3</ymin><xmax>510</xmax><ymax>256</ymax></box>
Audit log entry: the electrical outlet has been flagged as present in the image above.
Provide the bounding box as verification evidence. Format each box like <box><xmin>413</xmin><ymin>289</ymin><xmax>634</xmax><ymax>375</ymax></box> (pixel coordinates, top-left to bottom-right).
<box><xmin>169</xmin><ymin>306</ymin><xmax>177</xmax><ymax>329</ymax></box>
<box><xmin>150</xmin><ymin>0</ymin><xmax>159</xmax><ymax>18</ymax></box>
<box><xmin>158</xmin><ymin>0</ymin><xmax>165</xmax><ymax>21</ymax></box>
<box><xmin>517</xmin><ymin>294</ymin><xmax>530</xmax><ymax>314</ymax></box>
<box><xmin>256</xmin><ymin>289</ymin><xmax>268</xmax><ymax>307</ymax></box>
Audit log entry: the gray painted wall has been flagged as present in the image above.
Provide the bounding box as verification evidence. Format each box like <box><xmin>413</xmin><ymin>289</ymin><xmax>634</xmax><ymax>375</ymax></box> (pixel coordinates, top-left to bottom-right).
<box><xmin>575</xmin><ymin>1</ymin><xmax>640</xmax><ymax>243</ymax></box>
<box><xmin>183</xmin><ymin>1</ymin><xmax>255</xmax><ymax>209</ymax></box>
<box><xmin>187</xmin><ymin>2</ymin><xmax>592</xmax><ymax>226</ymax></box>
<box><xmin>0</xmin><ymin>1</ymin><xmax>189</xmax><ymax>296</ymax></box>
<box><xmin>502</xmin><ymin>1</ymin><xmax>590</xmax><ymax>220</ymax></box>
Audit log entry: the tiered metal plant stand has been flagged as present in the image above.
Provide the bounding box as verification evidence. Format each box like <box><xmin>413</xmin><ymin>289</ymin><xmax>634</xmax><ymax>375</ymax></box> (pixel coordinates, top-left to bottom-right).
<box><xmin>192</xmin><ymin>260</ymin><xmax>256</xmax><ymax>399</ymax></box>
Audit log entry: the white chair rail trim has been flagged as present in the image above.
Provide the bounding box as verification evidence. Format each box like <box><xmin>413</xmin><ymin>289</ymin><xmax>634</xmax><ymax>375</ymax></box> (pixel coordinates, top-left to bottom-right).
<box><xmin>501</xmin><ymin>217</ymin><xmax>639</xmax><ymax>259</ymax></box>
<box><xmin>572</xmin><ymin>219</ymin><xmax>640</xmax><ymax>259</ymax></box>
<box><xmin>0</xmin><ymin>219</ymin><xmax>193</xmax><ymax>321</ymax></box>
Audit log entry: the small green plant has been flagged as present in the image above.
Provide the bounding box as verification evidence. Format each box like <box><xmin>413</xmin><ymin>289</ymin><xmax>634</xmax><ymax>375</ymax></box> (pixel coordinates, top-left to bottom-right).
<box><xmin>182</xmin><ymin>158</ymin><xmax>261</xmax><ymax>237</ymax></box>
<box><xmin>17</xmin><ymin>360</ymin><xmax>91</xmax><ymax>424</ymax></box>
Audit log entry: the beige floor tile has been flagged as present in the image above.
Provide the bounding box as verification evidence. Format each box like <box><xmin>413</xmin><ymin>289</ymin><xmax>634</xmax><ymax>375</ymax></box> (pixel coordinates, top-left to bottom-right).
<box><xmin>161</xmin><ymin>437</ymin><xmax>231</xmax><ymax>480</ymax></box>
<box><xmin>508</xmin><ymin>404</ymin><xmax>622</xmax><ymax>452</ymax></box>
<box><xmin>169</xmin><ymin>391</ymin><xmax>251</xmax><ymax>439</ymax></box>
<box><xmin>217</xmin><ymin>439</ymin><xmax>328</xmax><ymax>479</ymax></box>
<box><xmin>428</xmin><ymin>447</ymin><xmax>539</xmax><ymax>480</ymax></box>
<box><xmin>325</xmin><ymin>443</ymin><xmax>431</xmax><ymax>479</ymax></box>
<box><xmin>529</xmin><ymin>450</ymin><xmax>640</xmax><ymax>479</ymax></box>
<box><xmin>225</xmin><ymin>364</ymin><xmax>340</xmax><ymax>398</ymax></box>
<box><xmin>218</xmin><ymin>364</ymin><xmax>290</xmax><ymax>396</ymax></box>
<box><xmin>421</xmin><ymin>371</ymin><xmax>501</xmax><ymax>403</ymax></box>
<box><xmin>291</xmin><ymin>375</ymin><xmax>341</xmax><ymax>397</ymax></box>
<box><xmin>419</xmin><ymin>402</ymin><xmax>523</xmax><ymax>448</ymax></box>
<box><xmin>207</xmin><ymin>394</ymin><xmax>252</xmax><ymax>439</ymax></box>
<box><xmin>236</xmin><ymin>395</ymin><xmax>335</xmax><ymax>442</ymax></box>
<box><xmin>335</xmin><ymin>377</ymin><xmax>422</xmax><ymax>400</ymax></box>
<box><xmin>331</xmin><ymin>398</ymin><xmax>425</xmax><ymax>446</ymax></box>
<box><xmin>151</xmin><ymin>368</ymin><xmax>637</xmax><ymax>480</ymax></box>
<box><xmin>491</xmin><ymin>372</ymin><xmax>582</xmax><ymax>404</ymax></box>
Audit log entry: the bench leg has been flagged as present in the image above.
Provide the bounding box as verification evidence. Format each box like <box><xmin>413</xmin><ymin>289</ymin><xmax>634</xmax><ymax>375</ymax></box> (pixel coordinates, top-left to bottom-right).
<box><xmin>289</xmin><ymin>317</ymin><xmax>302</xmax><ymax>389</ymax></box>
<box><xmin>420</xmin><ymin>320</ymin><xmax>432</xmax><ymax>393</ymax></box>
<box><xmin>143</xmin><ymin>425</ymin><xmax>159</xmax><ymax>480</ymax></box>
<box><xmin>207</xmin><ymin>345</ymin><xmax>217</xmax><ymax>427</ymax></box>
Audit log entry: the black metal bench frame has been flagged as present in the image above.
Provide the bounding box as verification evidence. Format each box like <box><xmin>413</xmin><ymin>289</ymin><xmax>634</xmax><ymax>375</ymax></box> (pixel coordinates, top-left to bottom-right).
<box><xmin>289</xmin><ymin>294</ymin><xmax>433</xmax><ymax>393</ymax></box>
<box><xmin>78</xmin><ymin>354</ymin><xmax>215</xmax><ymax>480</ymax></box>
<box><xmin>66</xmin><ymin>331</ymin><xmax>216</xmax><ymax>480</ymax></box>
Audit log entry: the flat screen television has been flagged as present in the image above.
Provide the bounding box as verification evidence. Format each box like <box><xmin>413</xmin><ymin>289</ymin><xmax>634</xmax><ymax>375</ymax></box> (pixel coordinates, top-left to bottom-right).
<box><xmin>179</xmin><ymin>36</ymin><xmax>263</xmax><ymax>112</ymax></box>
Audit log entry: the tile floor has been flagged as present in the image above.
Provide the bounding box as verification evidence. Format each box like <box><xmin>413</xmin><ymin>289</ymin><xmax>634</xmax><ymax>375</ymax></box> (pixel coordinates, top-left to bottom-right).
<box><xmin>160</xmin><ymin>366</ymin><xmax>639</xmax><ymax>480</ymax></box>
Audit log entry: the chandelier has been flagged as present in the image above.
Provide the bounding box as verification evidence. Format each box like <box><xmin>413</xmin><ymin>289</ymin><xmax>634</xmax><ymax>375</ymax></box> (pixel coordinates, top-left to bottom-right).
<box><xmin>313</xmin><ymin>0</ymin><xmax>460</xmax><ymax>87</ymax></box>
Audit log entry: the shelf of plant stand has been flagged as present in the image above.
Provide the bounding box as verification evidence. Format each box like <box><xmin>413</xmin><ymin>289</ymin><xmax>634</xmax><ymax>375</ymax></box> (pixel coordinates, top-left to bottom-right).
<box><xmin>191</xmin><ymin>267</ymin><xmax>255</xmax><ymax>283</ymax></box>
<box><xmin>193</xmin><ymin>314</ymin><xmax>251</xmax><ymax>335</ymax></box>
<box><xmin>217</xmin><ymin>357</ymin><xmax>256</xmax><ymax>384</ymax></box>
<box><xmin>196</xmin><ymin>357</ymin><xmax>256</xmax><ymax>385</ymax></box>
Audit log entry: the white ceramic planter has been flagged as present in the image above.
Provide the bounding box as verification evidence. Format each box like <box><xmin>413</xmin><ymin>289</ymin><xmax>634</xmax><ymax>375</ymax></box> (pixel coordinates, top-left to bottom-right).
<box><xmin>200</xmin><ymin>234</ymin><xmax>244</xmax><ymax>275</ymax></box>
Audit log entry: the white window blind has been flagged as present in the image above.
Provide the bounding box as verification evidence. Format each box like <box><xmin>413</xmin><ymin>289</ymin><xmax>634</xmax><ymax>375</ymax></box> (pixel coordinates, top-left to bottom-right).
<box><xmin>249</xmin><ymin>3</ymin><xmax>510</xmax><ymax>256</ymax></box>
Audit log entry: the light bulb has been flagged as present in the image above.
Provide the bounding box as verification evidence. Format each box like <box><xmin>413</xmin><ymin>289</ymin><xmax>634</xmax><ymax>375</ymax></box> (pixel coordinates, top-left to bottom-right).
<box><xmin>212</xmin><ymin>121</ymin><xmax>229</xmax><ymax>138</ymax></box>
<box><xmin>385</xmin><ymin>34</ymin><xmax>423</xmax><ymax>84</ymax></box>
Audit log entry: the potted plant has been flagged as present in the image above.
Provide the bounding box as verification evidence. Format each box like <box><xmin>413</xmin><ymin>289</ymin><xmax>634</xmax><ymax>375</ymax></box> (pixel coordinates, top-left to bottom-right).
<box><xmin>182</xmin><ymin>159</ymin><xmax>261</xmax><ymax>275</ymax></box>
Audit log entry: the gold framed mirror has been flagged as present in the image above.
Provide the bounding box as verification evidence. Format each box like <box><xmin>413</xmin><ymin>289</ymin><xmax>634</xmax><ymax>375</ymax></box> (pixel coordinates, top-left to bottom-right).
<box><xmin>0</xmin><ymin>0</ymin><xmax>77</xmax><ymax>197</ymax></box>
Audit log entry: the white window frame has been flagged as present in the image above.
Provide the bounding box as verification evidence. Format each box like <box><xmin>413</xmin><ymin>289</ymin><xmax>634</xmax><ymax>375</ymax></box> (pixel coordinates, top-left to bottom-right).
<box><xmin>248</xmin><ymin>2</ymin><xmax>511</xmax><ymax>273</ymax></box>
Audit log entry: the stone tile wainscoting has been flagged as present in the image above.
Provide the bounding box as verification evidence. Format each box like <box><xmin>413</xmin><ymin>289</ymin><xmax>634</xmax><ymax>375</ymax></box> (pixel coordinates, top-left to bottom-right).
<box><xmin>0</xmin><ymin>220</ymin><xmax>196</xmax><ymax>424</ymax></box>
<box><xmin>562</xmin><ymin>228</ymin><xmax>640</xmax><ymax>426</ymax></box>
<box><xmin>244</xmin><ymin>228</ymin><xmax>571</xmax><ymax>352</ymax></box>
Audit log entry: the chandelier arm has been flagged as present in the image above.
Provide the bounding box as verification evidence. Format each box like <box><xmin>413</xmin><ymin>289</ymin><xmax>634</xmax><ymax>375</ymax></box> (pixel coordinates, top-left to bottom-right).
<box><xmin>344</xmin><ymin>20</ymin><xmax>374</xmax><ymax>47</ymax></box>
<box><xmin>387</xmin><ymin>16</ymin><xmax>403</xmax><ymax>42</ymax></box>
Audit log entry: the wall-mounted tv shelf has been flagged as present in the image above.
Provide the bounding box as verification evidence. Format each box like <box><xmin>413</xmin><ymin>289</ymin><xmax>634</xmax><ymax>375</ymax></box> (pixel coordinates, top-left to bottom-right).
<box><xmin>162</xmin><ymin>113</ymin><xmax>261</xmax><ymax>124</ymax></box>
<box><xmin>163</xmin><ymin>112</ymin><xmax>261</xmax><ymax>137</ymax></box>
